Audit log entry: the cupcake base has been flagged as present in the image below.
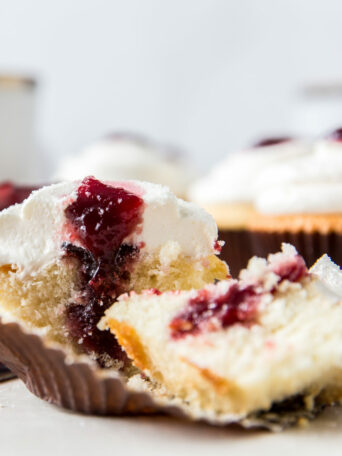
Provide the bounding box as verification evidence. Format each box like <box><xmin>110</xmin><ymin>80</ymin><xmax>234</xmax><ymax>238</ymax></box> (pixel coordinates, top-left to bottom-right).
<box><xmin>218</xmin><ymin>228</ymin><xmax>342</xmax><ymax>276</ymax></box>
<box><xmin>218</xmin><ymin>229</ymin><xmax>254</xmax><ymax>277</ymax></box>
<box><xmin>249</xmin><ymin>230</ymin><xmax>342</xmax><ymax>269</ymax></box>
<box><xmin>0</xmin><ymin>318</ymin><xmax>164</xmax><ymax>415</ymax></box>
<box><xmin>0</xmin><ymin>317</ymin><xmax>324</xmax><ymax>430</ymax></box>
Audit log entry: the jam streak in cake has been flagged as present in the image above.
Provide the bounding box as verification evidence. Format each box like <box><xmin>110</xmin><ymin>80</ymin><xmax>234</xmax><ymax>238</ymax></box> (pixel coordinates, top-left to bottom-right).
<box><xmin>170</xmin><ymin>253</ymin><xmax>308</xmax><ymax>339</ymax></box>
<box><xmin>63</xmin><ymin>177</ymin><xmax>144</xmax><ymax>364</ymax></box>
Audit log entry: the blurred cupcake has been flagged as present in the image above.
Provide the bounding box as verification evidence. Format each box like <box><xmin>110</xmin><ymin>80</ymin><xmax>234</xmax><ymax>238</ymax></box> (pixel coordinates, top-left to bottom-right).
<box><xmin>54</xmin><ymin>132</ymin><xmax>193</xmax><ymax>197</ymax></box>
<box><xmin>189</xmin><ymin>137</ymin><xmax>311</xmax><ymax>276</ymax></box>
<box><xmin>249</xmin><ymin>128</ymin><xmax>342</xmax><ymax>267</ymax></box>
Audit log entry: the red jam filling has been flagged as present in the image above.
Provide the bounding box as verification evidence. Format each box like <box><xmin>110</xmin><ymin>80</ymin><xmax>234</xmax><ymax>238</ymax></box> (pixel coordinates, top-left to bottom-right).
<box><xmin>213</xmin><ymin>240</ymin><xmax>222</xmax><ymax>254</ymax></box>
<box><xmin>63</xmin><ymin>177</ymin><xmax>144</xmax><ymax>364</ymax></box>
<box><xmin>326</xmin><ymin>128</ymin><xmax>342</xmax><ymax>142</ymax></box>
<box><xmin>170</xmin><ymin>253</ymin><xmax>308</xmax><ymax>339</ymax></box>
<box><xmin>0</xmin><ymin>182</ymin><xmax>40</xmax><ymax>211</ymax></box>
<box><xmin>253</xmin><ymin>137</ymin><xmax>292</xmax><ymax>148</ymax></box>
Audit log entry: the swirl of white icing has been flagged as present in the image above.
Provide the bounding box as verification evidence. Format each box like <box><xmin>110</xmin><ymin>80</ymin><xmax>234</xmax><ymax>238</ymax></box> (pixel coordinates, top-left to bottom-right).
<box><xmin>54</xmin><ymin>135</ymin><xmax>193</xmax><ymax>197</ymax></box>
<box><xmin>189</xmin><ymin>140</ymin><xmax>311</xmax><ymax>205</ymax></box>
<box><xmin>256</xmin><ymin>140</ymin><xmax>342</xmax><ymax>214</ymax></box>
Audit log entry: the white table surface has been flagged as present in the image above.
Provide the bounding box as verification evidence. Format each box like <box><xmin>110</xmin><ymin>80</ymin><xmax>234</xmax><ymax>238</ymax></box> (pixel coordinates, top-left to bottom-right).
<box><xmin>1</xmin><ymin>379</ymin><xmax>342</xmax><ymax>456</ymax></box>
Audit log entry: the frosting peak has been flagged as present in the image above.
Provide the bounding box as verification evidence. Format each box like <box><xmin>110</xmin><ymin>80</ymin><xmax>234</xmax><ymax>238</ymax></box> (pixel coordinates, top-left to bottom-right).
<box><xmin>54</xmin><ymin>135</ymin><xmax>193</xmax><ymax>197</ymax></box>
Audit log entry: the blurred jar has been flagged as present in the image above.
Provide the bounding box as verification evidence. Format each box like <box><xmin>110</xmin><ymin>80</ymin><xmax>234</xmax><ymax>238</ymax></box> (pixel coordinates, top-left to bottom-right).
<box><xmin>294</xmin><ymin>82</ymin><xmax>342</xmax><ymax>137</ymax></box>
<box><xmin>0</xmin><ymin>74</ymin><xmax>38</xmax><ymax>183</ymax></box>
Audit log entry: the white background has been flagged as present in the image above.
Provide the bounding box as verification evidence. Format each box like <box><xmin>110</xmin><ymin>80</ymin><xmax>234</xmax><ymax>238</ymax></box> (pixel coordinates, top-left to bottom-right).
<box><xmin>1</xmin><ymin>0</ymin><xmax>342</xmax><ymax>170</ymax></box>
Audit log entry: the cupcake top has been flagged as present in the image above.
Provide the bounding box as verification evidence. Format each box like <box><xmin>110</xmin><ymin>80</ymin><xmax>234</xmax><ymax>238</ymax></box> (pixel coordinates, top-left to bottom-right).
<box><xmin>256</xmin><ymin>130</ymin><xmax>342</xmax><ymax>214</ymax></box>
<box><xmin>189</xmin><ymin>138</ymin><xmax>311</xmax><ymax>205</ymax></box>
<box><xmin>0</xmin><ymin>178</ymin><xmax>219</xmax><ymax>278</ymax></box>
<box><xmin>190</xmin><ymin>130</ymin><xmax>342</xmax><ymax>216</ymax></box>
<box><xmin>54</xmin><ymin>133</ymin><xmax>193</xmax><ymax>197</ymax></box>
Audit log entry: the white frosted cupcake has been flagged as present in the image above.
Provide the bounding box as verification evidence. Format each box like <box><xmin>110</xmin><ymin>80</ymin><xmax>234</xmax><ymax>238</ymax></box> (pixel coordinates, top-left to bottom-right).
<box><xmin>250</xmin><ymin>128</ymin><xmax>342</xmax><ymax>268</ymax></box>
<box><xmin>0</xmin><ymin>176</ymin><xmax>227</xmax><ymax>412</ymax></box>
<box><xmin>54</xmin><ymin>133</ymin><xmax>194</xmax><ymax>198</ymax></box>
<box><xmin>189</xmin><ymin>137</ymin><xmax>311</xmax><ymax>275</ymax></box>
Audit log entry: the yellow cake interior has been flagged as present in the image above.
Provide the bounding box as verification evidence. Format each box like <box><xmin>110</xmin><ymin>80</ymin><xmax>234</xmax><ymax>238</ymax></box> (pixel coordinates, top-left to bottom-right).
<box><xmin>0</xmin><ymin>245</ymin><xmax>227</xmax><ymax>360</ymax></box>
<box><xmin>101</xmin><ymin>254</ymin><xmax>342</xmax><ymax>419</ymax></box>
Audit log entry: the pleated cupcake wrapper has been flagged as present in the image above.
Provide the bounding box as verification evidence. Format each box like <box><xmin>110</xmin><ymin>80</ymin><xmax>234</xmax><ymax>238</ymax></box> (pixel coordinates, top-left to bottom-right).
<box><xmin>0</xmin><ymin>362</ymin><xmax>8</xmax><ymax>371</ymax></box>
<box><xmin>0</xmin><ymin>363</ymin><xmax>16</xmax><ymax>381</ymax></box>
<box><xmin>218</xmin><ymin>230</ymin><xmax>253</xmax><ymax>277</ymax></box>
<box><xmin>249</xmin><ymin>230</ymin><xmax>342</xmax><ymax>269</ymax></box>
<box><xmin>218</xmin><ymin>229</ymin><xmax>342</xmax><ymax>275</ymax></box>
<box><xmin>0</xmin><ymin>318</ymin><xmax>180</xmax><ymax>415</ymax></box>
<box><xmin>0</xmin><ymin>317</ymin><xmax>326</xmax><ymax>430</ymax></box>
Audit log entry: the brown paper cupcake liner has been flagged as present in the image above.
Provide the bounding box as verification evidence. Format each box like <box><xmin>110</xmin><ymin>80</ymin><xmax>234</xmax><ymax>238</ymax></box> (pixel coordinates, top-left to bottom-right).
<box><xmin>219</xmin><ymin>229</ymin><xmax>342</xmax><ymax>275</ymax></box>
<box><xmin>0</xmin><ymin>318</ymin><xmax>175</xmax><ymax>415</ymax></box>
<box><xmin>248</xmin><ymin>230</ymin><xmax>342</xmax><ymax>268</ymax></box>
<box><xmin>218</xmin><ymin>229</ymin><xmax>254</xmax><ymax>277</ymax></box>
<box><xmin>0</xmin><ymin>362</ymin><xmax>16</xmax><ymax>381</ymax></box>
<box><xmin>0</xmin><ymin>316</ymin><xmax>328</xmax><ymax>430</ymax></box>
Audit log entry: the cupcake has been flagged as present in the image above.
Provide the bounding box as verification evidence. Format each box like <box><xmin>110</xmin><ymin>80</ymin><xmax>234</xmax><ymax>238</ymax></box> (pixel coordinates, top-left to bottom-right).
<box><xmin>101</xmin><ymin>245</ymin><xmax>342</xmax><ymax>428</ymax></box>
<box><xmin>0</xmin><ymin>182</ymin><xmax>39</xmax><ymax>377</ymax></box>
<box><xmin>189</xmin><ymin>137</ymin><xmax>311</xmax><ymax>276</ymax></box>
<box><xmin>0</xmin><ymin>177</ymin><xmax>227</xmax><ymax>412</ymax></box>
<box><xmin>248</xmin><ymin>128</ymin><xmax>342</xmax><ymax>267</ymax></box>
<box><xmin>54</xmin><ymin>132</ymin><xmax>194</xmax><ymax>198</ymax></box>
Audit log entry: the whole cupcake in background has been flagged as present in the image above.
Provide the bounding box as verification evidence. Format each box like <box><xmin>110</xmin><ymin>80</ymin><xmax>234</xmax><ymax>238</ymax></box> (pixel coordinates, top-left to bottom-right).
<box><xmin>249</xmin><ymin>127</ymin><xmax>342</xmax><ymax>268</ymax></box>
<box><xmin>54</xmin><ymin>132</ymin><xmax>194</xmax><ymax>198</ymax></box>
<box><xmin>189</xmin><ymin>137</ymin><xmax>311</xmax><ymax>276</ymax></box>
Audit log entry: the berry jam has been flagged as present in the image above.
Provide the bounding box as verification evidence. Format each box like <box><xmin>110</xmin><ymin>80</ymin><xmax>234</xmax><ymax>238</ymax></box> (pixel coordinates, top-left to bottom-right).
<box><xmin>213</xmin><ymin>240</ymin><xmax>223</xmax><ymax>254</ymax></box>
<box><xmin>326</xmin><ymin>128</ymin><xmax>342</xmax><ymax>142</ymax></box>
<box><xmin>170</xmin><ymin>253</ymin><xmax>308</xmax><ymax>339</ymax></box>
<box><xmin>271</xmin><ymin>253</ymin><xmax>307</xmax><ymax>283</ymax></box>
<box><xmin>63</xmin><ymin>177</ymin><xmax>144</xmax><ymax>364</ymax></box>
<box><xmin>253</xmin><ymin>137</ymin><xmax>292</xmax><ymax>148</ymax></box>
<box><xmin>0</xmin><ymin>182</ymin><xmax>39</xmax><ymax>211</ymax></box>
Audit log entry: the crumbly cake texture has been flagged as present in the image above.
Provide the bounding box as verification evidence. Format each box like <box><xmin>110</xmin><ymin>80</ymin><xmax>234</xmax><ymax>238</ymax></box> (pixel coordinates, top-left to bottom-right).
<box><xmin>100</xmin><ymin>244</ymin><xmax>342</xmax><ymax>424</ymax></box>
<box><xmin>0</xmin><ymin>177</ymin><xmax>227</xmax><ymax>368</ymax></box>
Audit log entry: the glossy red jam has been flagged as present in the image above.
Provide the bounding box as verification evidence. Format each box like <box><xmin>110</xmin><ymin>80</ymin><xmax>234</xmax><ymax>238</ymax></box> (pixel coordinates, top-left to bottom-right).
<box><xmin>63</xmin><ymin>177</ymin><xmax>144</xmax><ymax>364</ymax></box>
<box><xmin>170</xmin><ymin>283</ymin><xmax>260</xmax><ymax>338</ymax></box>
<box><xmin>326</xmin><ymin>128</ymin><xmax>342</xmax><ymax>142</ymax></box>
<box><xmin>170</xmin><ymin>253</ymin><xmax>308</xmax><ymax>339</ymax></box>
<box><xmin>253</xmin><ymin>137</ymin><xmax>292</xmax><ymax>148</ymax></box>
<box><xmin>0</xmin><ymin>182</ymin><xmax>39</xmax><ymax>211</ymax></box>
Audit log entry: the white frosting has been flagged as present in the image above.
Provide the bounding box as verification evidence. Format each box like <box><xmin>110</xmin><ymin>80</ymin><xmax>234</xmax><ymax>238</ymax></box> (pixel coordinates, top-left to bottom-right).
<box><xmin>190</xmin><ymin>138</ymin><xmax>342</xmax><ymax>214</ymax></box>
<box><xmin>255</xmin><ymin>140</ymin><xmax>342</xmax><ymax>214</ymax></box>
<box><xmin>189</xmin><ymin>140</ymin><xmax>311</xmax><ymax>205</ymax></box>
<box><xmin>54</xmin><ymin>136</ymin><xmax>193</xmax><ymax>196</ymax></box>
<box><xmin>0</xmin><ymin>180</ymin><xmax>217</xmax><ymax>277</ymax></box>
<box><xmin>0</xmin><ymin>182</ymin><xmax>77</xmax><ymax>276</ymax></box>
<box><xmin>136</xmin><ymin>181</ymin><xmax>217</xmax><ymax>259</ymax></box>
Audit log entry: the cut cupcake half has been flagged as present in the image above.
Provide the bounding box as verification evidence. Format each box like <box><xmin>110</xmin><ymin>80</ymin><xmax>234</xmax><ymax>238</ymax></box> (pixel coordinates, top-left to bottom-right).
<box><xmin>0</xmin><ymin>176</ymin><xmax>227</xmax><ymax>371</ymax></box>
<box><xmin>100</xmin><ymin>244</ymin><xmax>342</xmax><ymax>425</ymax></box>
<box><xmin>0</xmin><ymin>181</ymin><xmax>40</xmax><ymax>377</ymax></box>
